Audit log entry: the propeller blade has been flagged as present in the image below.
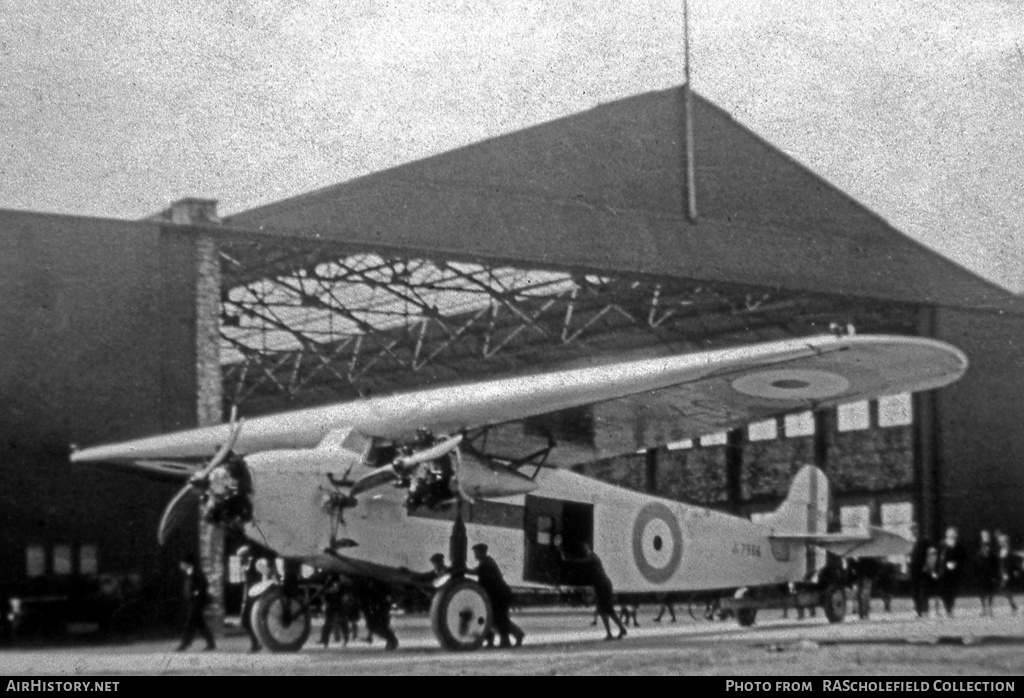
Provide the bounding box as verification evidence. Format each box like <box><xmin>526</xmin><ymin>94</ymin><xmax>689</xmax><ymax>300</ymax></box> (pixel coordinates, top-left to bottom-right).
<box><xmin>158</xmin><ymin>485</ymin><xmax>199</xmax><ymax>546</ymax></box>
<box><xmin>348</xmin><ymin>434</ymin><xmax>463</xmax><ymax>496</ymax></box>
<box><xmin>349</xmin><ymin>467</ymin><xmax>400</xmax><ymax>497</ymax></box>
<box><xmin>392</xmin><ymin>434</ymin><xmax>464</xmax><ymax>475</ymax></box>
<box><xmin>453</xmin><ymin>448</ymin><xmax>475</xmax><ymax>504</ymax></box>
<box><xmin>195</xmin><ymin>416</ymin><xmax>245</xmax><ymax>482</ymax></box>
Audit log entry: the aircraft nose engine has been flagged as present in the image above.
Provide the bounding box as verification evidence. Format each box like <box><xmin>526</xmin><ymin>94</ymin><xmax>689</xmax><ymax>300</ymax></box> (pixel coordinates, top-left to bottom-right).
<box><xmin>157</xmin><ymin>418</ymin><xmax>252</xmax><ymax>545</ymax></box>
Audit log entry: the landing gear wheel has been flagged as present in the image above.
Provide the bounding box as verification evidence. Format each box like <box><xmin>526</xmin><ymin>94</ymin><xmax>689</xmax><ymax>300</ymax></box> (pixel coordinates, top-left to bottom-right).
<box><xmin>251</xmin><ymin>586</ymin><xmax>310</xmax><ymax>652</ymax></box>
<box><xmin>736</xmin><ymin>607</ymin><xmax>757</xmax><ymax>627</ymax></box>
<box><xmin>429</xmin><ymin>578</ymin><xmax>492</xmax><ymax>651</ymax></box>
<box><xmin>823</xmin><ymin>584</ymin><xmax>847</xmax><ymax>624</ymax></box>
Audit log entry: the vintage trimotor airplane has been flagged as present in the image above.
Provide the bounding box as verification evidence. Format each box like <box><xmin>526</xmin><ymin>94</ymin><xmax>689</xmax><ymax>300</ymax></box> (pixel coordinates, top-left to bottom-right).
<box><xmin>70</xmin><ymin>333</ymin><xmax>967</xmax><ymax>651</ymax></box>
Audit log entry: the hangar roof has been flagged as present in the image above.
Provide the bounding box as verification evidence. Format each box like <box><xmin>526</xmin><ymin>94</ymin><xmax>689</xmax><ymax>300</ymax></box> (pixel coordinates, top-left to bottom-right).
<box><xmin>226</xmin><ymin>86</ymin><xmax>1022</xmax><ymax>315</ymax></box>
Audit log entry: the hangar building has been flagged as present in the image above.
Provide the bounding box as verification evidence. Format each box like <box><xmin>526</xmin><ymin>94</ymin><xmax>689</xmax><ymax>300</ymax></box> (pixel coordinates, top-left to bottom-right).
<box><xmin>2</xmin><ymin>86</ymin><xmax>1022</xmax><ymax>635</ymax></box>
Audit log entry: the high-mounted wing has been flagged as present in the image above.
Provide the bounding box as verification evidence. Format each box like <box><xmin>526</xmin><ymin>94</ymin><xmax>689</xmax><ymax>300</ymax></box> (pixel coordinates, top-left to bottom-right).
<box><xmin>69</xmin><ymin>333</ymin><xmax>967</xmax><ymax>465</ymax></box>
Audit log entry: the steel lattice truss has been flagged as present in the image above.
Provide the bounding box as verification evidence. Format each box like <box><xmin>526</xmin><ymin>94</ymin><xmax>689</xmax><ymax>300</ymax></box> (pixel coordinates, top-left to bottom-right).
<box><xmin>219</xmin><ymin>249</ymin><xmax>917</xmax><ymax>410</ymax></box>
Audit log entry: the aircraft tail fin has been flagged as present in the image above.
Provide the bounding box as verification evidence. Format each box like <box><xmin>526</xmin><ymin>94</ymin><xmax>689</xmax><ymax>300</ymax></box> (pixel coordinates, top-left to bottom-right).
<box><xmin>761</xmin><ymin>464</ymin><xmax>830</xmax><ymax>535</ymax></box>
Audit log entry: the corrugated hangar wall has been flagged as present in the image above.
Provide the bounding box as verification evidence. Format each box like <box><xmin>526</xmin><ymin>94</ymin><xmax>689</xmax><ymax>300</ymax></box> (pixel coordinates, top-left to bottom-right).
<box><xmin>933</xmin><ymin>308</ymin><xmax>1024</xmax><ymax>541</ymax></box>
<box><xmin>0</xmin><ymin>210</ymin><xmax>200</xmax><ymax>631</ymax></box>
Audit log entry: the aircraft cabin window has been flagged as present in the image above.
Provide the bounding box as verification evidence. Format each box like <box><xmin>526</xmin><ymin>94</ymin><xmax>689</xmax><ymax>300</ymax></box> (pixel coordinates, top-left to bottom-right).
<box><xmin>878</xmin><ymin>393</ymin><xmax>913</xmax><ymax>427</ymax></box>
<box><xmin>26</xmin><ymin>544</ymin><xmax>45</xmax><ymax>578</ymax></box>
<box><xmin>783</xmin><ymin>411</ymin><xmax>815</xmax><ymax>437</ymax></box>
<box><xmin>52</xmin><ymin>544</ymin><xmax>73</xmax><ymax>575</ymax></box>
<box><xmin>536</xmin><ymin>516</ymin><xmax>552</xmax><ymax>545</ymax></box>
<box><xmin>747</xmin><ymin>419</ymin><xmax>778</xmax><ymax>442</ymax></box>
<box><xmin>699</xmin><ymin>432</ymin><xmax>728</xmax><ymax>446</ymax></box>
<box><xmin>79</xmin><ymin>544</ymin><xmax>98</xmax><ymax>576</ymax></box>
<box><xmin>837</xmin><ymin>401</ymin><xmax>870</xmax><ymax>432</ymax></box>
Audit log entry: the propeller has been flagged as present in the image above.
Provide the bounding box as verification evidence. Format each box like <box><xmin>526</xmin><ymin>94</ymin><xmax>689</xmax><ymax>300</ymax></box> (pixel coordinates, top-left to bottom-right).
<box><xmin>349</xmin><ymin>433</ymin><xmax>463</xmax><ymax>497</ymax></box>
<box><xmin>157</xmin><ymin>413</ymin><xmax>245</xmax><ymax>545</ymax></box>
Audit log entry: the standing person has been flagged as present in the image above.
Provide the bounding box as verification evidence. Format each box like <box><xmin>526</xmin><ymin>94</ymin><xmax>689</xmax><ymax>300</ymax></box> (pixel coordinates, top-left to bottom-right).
<box><xmin>908</xmin><ymin>524</ymin><xmax>932</xmax><ymax>618</ymax></box>
<box><xmin>237</xmin><ymin>547</ymin><xmax>262</xmax><ymax>653</ymax></box>
<box><xmin>923</xmin><ymin>545</ymin><xmax>943</xmax><ymax>617</ymax></box>
<box><xmin>422</xmin><ymin>553</ymin><xmax>449</xmax><ymax>582</ymax></box>
<box><xmin>470</xmin><ymin>543</ymin><xmax>525</xmax><ymax>648</ymax></box>
<box><xmin>555</xmin><ymin>537</ymin><xmax>627</xmax><ymax>641</ymax></box>
<box><xmin>937</xmin><ymin>526</ymin><xmax>967</xmax><ymax>618</ymax></box>
<box><xmin>176</xmin><ymin>553</ymin><xmax>215</xmax><ymax>652</ymax></box>
<box><xmin>653</xmin><ymin>594</ymin><xmax>677</xmax><ymax>622</ymax></box>
<box><xmin>974</xmin><ymin>530</ymin><xmax>998</xmax><ymax>617</ymax></box>
<box><xmin>354</xmin><ymin>577</ymin><xmax>398</xmax><ymax>651</ymax></box>
<box><xmin>996</xmin><ymin>532</ymin><xmax>1020</xmax><ymax>614</ymax></box>
<box><xmin>319</xmin><ymin>574</ymin><xmax>346</xmax><ymax>648</ymax></box>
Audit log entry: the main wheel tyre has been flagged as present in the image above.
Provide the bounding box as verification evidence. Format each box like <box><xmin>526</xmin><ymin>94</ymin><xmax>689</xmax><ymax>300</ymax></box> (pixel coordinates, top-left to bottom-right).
<box><xmin>429</xmin><ymin>578</ymin><xmax>492</xmax><ymax>651</ymax></box>
<box><xmin>251</xmin><ymin>586</ymin><xmax>311</xmax><ymax>652</ymax></box>
<box><xmin>823</xmin><ymin>584</ymin><xmax>847</xmax><ymax>624</ymax></box>
<box><xmin>736</xmin><ymin>607</ymin><xmax>757</xmax><ymax>627</ymax></box>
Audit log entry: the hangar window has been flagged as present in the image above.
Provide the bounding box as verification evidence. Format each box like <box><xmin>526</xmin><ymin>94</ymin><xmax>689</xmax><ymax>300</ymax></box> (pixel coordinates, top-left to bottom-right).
<box><xmin>52</xmin><ymin>544</ymin><xmax>73</xmax><ymax>575</ymax></box>
<box><xmin>699</xmin><ymin>432</ymin><xmax>727</xmax><ymax>446</ymax></box>
<box><xmin>839</xmin><ymin>505</ymin><xmax>869</xmax><ymax>532</ymax></box>
<box><xmin>26</xmin><ymin>545</ymin><xmax>45</xmax><ymax>578</ymax></box>
<box><xmin>79</xmin><ymin>544</ymin><xmax>98</xmax><ymax>576</ymax></box>
<box><xmin>881</xmin><ymin>501</ymin><xmax>914</xmax><ymax>538</ymax></box>
<box><xmin>881</xmin><ymin>501</ymin><xmax>915</xmax><ymax>566</ymax></box>
<box><xmin>837</xmin><ymin>401</ymin><xmax>870</xmax><ymax>432</ymax></box>
<box><xmin>747</xmin><ymin>419</ymin><xmax>778</xmax><ymax>442</ymax></box>
<box><xmin>227</xmin><ymin>554</ymin><xmax>244</xmax><ymax>584</ymax></box>
<box><xmin>666</xmin><ymin>439</ymin><xmax>693</xmax><ymax>450</ymax></box>
<box><xmin>783</xmin><ymin>411</ymin><xmax>815</xmax><ymax>437</ymax></box>
<box><xmin>878</xmin><ymin>393</ymin><xmax>913</xmax><ymax>427</ymax></box>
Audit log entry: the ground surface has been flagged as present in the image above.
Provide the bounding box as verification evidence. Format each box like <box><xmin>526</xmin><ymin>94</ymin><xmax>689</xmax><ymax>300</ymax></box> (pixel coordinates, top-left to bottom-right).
<box><xmin>1</xmin><ymin>597</ymin><xmax>1022</xmax><ymax>676</ymax></box>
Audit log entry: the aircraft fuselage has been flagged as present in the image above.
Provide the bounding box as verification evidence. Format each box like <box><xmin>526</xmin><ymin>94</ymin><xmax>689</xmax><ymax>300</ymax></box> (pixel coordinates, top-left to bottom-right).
<box><xmin>242</xmin><ymin>452</ymin><xmax>810</xmax><ymax>594</ymax></box>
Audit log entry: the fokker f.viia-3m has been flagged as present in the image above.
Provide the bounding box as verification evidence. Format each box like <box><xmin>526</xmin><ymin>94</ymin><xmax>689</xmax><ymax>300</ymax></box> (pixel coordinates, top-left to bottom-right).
<box><xmin>71</xmin><ymin>333</ymin><xmax>967</xmax><ymax>651</ymax></box>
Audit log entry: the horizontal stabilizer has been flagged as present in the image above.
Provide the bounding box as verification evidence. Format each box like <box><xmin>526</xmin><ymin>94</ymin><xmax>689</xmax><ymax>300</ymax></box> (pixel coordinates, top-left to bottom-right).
<box><xmin>772</xmin><ymin>526</ymin><xmax>913</xmax><ymax>559</ymax></box>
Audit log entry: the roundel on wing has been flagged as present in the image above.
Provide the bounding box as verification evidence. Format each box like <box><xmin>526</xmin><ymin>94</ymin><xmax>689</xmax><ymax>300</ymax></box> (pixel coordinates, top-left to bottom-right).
<box><xmin>730</xmin><ymin>369</ymin><xmax>851</xmax><ymax>401</ymax></box>
<box><xmin>631</xmin><ymin>502</ymin><xmax>683</xmax><ymax>584</ymax></box>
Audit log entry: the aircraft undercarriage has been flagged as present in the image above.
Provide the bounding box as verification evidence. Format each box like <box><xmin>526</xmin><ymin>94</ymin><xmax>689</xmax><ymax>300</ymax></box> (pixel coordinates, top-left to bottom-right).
<box><xmin>717</xmin><ymin>581</ymin><xmax>848</xmax><ymax>627</ymax></box>
<box><xmin>240</xmin><ymin>569</ymin><xmax>496</xmax><ymax>653</ymax></box>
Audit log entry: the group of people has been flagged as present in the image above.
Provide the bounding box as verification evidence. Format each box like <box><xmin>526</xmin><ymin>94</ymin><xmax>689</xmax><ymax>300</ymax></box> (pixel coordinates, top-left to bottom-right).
<box><xmin>909</xmin><ymin>525</ymin><xmax>1021</xmax><ymax>619</ymax></box>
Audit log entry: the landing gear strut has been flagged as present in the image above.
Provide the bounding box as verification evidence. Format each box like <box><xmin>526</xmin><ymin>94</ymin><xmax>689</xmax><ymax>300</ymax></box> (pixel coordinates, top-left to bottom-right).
<box><xmin>429</xmin><ymin>502</ymin><xmax>493</xmax><ymax>650</ymax></box>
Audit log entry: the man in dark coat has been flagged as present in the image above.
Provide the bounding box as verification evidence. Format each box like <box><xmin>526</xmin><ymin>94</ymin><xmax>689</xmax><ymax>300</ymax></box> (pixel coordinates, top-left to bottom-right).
<box><xmin>353</xmin><ymin>577</ymin><xmax>398</xmax><ymax>651</ymax></box>
<box><xmin>176</xmin><ymin>553</ymin><xmax>215</xmax><ymax>652</ymax></box>
<box><xmin>908</xmin><ymin>524</ymin><xmax>931</xmax><ymax>618</ymax></box>
<box><xmin>557</xmin><ymin>539</ymin><xmax>627</xmax><ymax>641</ymax></box>
<box><xmin>470</xmin><ymin>543</ymin><xmax>525</xmax><ymax>648</ymax></box>
<box><xmin>238</xmin><ymin>547</ymin><xmax>263</xmax><ymax>652</ymax></box>
<box><xmin>937</xmin><ymin>526</ymin><xmax>967</xmax><ymax>618</ymax></box>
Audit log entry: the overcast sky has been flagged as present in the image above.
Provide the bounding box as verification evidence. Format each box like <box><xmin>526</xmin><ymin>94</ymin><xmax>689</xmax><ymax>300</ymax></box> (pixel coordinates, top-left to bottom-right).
<box><xmin>2</xmin><ymin>0</ymin><xmax>1022</xmax><ymax>290</ymax></box>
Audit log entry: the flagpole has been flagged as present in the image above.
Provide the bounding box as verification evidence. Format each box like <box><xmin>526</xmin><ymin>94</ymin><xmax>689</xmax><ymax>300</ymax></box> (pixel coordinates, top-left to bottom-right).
<box><xmin>683</xmin><ymin>0</ymin><xmax>698</xmax><ymax>222</ymax></box>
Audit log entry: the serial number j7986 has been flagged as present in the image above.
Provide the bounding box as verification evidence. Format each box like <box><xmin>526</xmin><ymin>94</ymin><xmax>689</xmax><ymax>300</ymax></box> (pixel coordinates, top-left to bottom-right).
<box><xmin>732</xmin><ymin>542</ymin><xmax>762</xmax><ymax>557</ymax></box>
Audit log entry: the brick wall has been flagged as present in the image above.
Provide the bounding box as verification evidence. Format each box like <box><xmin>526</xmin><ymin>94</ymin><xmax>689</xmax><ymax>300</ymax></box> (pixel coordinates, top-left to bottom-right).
<box><xmin>574</xmin><ymin>411</ymin><xmax>915</xmax><ymax>511</ymax></box>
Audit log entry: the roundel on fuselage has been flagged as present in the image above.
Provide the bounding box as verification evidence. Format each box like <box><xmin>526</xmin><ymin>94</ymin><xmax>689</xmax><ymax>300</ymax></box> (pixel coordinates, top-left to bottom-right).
<box><xmin>631</xmin><ymin>502</ymin><xmax>683</xmax><ymax>584</ymax></box>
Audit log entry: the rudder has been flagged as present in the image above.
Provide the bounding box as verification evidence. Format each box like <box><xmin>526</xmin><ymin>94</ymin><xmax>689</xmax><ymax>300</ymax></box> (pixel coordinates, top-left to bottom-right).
<box><xmin>761</xmin><ymin>465</ymin><xmax>830</xmax><ymax>535</ymax></box>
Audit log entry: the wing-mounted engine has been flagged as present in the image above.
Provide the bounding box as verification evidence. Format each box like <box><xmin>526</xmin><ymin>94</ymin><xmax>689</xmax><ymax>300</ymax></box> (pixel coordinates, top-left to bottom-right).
<box><xmin>158</xmin><ymin>415</ymin><xmax>252</xmax><ymax>545</ymax></box>
<box><xmin>349</xmin><ymin>429</ymin><xmax>541</xmax><ymax>513</ymax></box>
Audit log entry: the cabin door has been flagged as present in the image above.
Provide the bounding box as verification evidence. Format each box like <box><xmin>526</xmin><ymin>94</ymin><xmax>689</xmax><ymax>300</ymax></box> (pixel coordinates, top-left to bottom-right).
<box><xmin>522</xmin><ymin>495</ymin><xmax>594</xmax><ymax>585</ymax></box>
